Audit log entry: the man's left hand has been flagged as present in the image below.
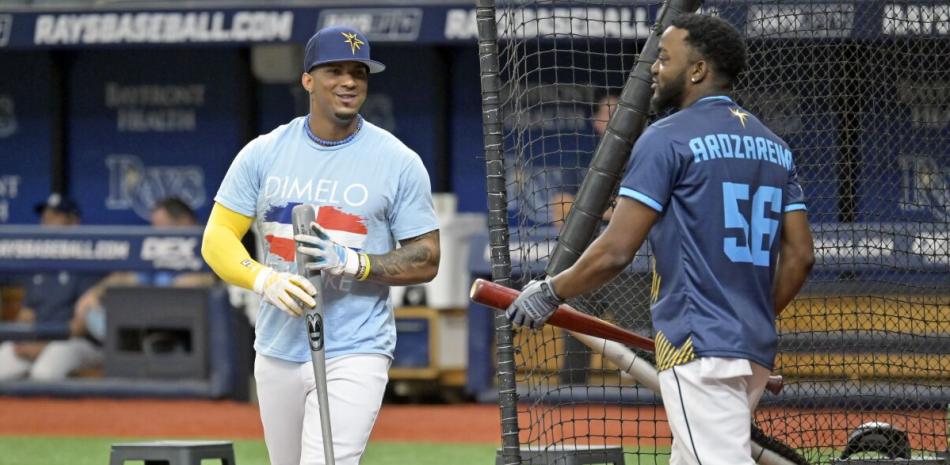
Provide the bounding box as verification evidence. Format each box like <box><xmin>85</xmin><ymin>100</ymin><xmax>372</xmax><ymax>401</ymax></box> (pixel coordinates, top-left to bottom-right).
<box><xmin>295</xmin><ymin>223</ymin><xmax>363</xmax><ymax>278</ymax></box>
<box><xmin>506</xmin><ymin>277</ymin><xmax>564</xmax><ymax>330</ymax></box>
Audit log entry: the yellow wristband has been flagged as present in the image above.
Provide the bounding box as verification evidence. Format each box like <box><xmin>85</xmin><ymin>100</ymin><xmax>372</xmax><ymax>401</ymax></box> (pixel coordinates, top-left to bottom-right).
<box><xmin>356</xmin><ymin>253</ymin><xmax>372</xmax><ymax>281</ymax></box>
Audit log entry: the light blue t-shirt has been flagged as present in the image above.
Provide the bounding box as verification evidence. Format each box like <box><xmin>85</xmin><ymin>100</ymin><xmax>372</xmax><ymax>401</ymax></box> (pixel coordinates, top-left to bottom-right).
<box><xmin>215</xmin><ymin>116</ymin><xmax>439</xmax><ymax>363</ymax></box>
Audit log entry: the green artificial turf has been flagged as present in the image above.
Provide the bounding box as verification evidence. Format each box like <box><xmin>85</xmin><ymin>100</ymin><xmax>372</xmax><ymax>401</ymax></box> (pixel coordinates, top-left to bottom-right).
<box><xmin>0</xmin><ymin>437</ymin><xmax>499</xmax><ymax>465</ymax></box>
<box><xmin>0</xmin><ymin>436</ymin><xmax>674</xmax><ymax>465</ymax></box>
<box><xmin>0</xmin><ymin>436</ymin><xmax>269</xmax><ymax>465</ymax></box>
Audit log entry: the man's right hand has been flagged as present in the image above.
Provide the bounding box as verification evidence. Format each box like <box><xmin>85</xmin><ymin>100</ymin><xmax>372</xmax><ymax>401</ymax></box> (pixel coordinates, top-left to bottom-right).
<box><xmin>254</xmin><ymin>268</ymin><xmax>317</xmax><ymax>317</ymax></box>
<box><xmin>505</xmin><ymin>277</ymin><xmax>564</xmax><ymax>330</ymax></box>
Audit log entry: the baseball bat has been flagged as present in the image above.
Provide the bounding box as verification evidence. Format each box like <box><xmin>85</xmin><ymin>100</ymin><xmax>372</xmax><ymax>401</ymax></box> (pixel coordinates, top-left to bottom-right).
<box><xmin>469</xmin><ymin>278</ymin><xmax>783</xmax><ymax>395</ymax></box>
<box><xmin>293</xmin><ymin>204</ymin><xmax>335</xmax><ymax>465</ymax></box>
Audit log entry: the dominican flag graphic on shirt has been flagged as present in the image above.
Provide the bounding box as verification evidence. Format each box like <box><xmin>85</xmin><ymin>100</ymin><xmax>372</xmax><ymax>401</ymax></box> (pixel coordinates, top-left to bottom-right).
<box><xmin>261</xmin><ymin>202</ymin><xmax>368</xmax><ymax>262</ymax></box>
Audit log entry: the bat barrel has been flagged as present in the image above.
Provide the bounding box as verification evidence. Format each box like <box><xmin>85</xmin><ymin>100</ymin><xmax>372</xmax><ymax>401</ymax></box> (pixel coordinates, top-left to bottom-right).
<box><xmin>471</xmin><ymin>278</ymin><xmax>654</xmax><ymax>351</ymax></box>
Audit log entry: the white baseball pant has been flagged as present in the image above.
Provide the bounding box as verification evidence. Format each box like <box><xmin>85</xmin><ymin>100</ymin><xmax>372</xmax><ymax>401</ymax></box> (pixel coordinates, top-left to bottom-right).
<box><xmin>0</xmin><ymin>338</ymin><xmax>102</xmax><ymax>381</ymax></box>
<box><xmin>254</xmin><ymin>353</ymin><xmax>391</xmax><ymax>465</ymax></box>
<box><xmin>658</xmin><ymin>357</ymin><xmax>771</xmax><ymax>465</ymax></box>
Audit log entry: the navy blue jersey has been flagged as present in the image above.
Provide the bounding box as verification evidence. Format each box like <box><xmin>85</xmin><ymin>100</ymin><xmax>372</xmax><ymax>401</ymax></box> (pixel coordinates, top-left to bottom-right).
<box><xmin>620</xmin><ymin>96</ymin><xmax>806</xmax><ymax>370</ymax></box>
<box><xmin>23</xmin><ymin>271</ymin><xmax>103</xmax><ymax>324</ymax></box>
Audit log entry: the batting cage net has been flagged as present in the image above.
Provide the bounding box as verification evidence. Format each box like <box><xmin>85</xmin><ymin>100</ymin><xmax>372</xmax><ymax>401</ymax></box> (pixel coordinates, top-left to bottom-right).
<box><xmin>478</xmin><ymin>1</ymin><xmax>950</xmax><ymax>464</ymax></box>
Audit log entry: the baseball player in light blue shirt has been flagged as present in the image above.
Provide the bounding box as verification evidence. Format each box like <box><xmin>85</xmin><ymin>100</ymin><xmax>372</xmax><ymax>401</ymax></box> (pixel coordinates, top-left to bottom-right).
<box><xmin>202</xmin><ymin>26</ymin><xmax>440</xmax><ymax>465</ymax></box>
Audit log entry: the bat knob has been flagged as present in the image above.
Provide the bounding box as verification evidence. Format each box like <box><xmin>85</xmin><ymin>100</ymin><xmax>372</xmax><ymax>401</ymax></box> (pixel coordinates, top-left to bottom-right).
<box><xmin>765</xmin><ymin>375</ymin><xmax>784</xmax><ymax>395</ymax></box>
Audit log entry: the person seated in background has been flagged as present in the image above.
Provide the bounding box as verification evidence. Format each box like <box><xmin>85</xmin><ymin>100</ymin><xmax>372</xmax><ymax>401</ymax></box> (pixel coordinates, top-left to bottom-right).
<box><xmin>551</xmin><ymin>93</ymin><xmax>654</xmax><ymax>385</ymax></box>
<box><xmin>0</xmin><ymin>194</ymin><xmax>106</xmax><ymax>381</ymax></box>
<box><xmin>72</xmin><ymin>197</ymin><xmax>216</xmax><ymax>346</ymax></box>
<box><xmin>550</xmin><ymin>92</ymin><xmax>620</xmax><ymax>227</ymax></box>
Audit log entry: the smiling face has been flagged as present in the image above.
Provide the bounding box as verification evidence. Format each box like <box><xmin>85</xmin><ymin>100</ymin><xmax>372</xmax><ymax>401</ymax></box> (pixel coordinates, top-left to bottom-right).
<box><xmin>650</xmin><ymin>26</ymin><xmax>693</xmax><ymax>114</ymax></box>
<box><xmin>302</xmin><ymin>61</ymin><xmax>369</xmax><ymax>127</ymax></box>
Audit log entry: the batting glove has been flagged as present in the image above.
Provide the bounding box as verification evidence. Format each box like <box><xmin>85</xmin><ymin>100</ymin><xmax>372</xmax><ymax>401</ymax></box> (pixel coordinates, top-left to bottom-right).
<box><xmin>506</xmin><ymin>277</ymin><xmax>564</xmax><ymax>330</ymax></box>
<box><xmin>295</xmin><ymin>223</ymin><xmax>371</xmax><ymax>280</ymax></box>
<box><xmin>253</xmin><ymin>267</ymin><xmax>317</xmax><ymax>317</ymax></box>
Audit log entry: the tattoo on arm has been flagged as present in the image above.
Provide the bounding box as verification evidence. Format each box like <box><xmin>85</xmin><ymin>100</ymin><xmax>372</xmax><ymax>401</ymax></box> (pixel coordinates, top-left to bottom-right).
<box><xmin>369</xmin><ymin>230</ymin><xmax>440</xmax><ymax>285</ymax></box>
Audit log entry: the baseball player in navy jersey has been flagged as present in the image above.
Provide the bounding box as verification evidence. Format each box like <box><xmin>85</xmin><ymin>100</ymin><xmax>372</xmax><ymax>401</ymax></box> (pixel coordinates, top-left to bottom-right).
<box><xmin>506</xmin><ymin>14</ymin><xmax>815</xmax><ymax>465</ymax></box>
<box><xmin>201</xmin><ymin>26</ymin><xmax>440</xmax><ymax>465</ymax></box>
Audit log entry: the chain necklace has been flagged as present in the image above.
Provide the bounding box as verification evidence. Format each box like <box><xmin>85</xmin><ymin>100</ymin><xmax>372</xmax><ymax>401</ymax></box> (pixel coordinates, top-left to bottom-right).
<box><xmin>305</xmin><ymin>114</ymin><xmax>363</xmax><ymax>147</ymax></box>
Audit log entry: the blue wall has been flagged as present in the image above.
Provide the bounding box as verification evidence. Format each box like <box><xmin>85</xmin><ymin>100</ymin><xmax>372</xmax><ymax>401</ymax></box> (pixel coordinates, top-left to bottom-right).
<box><xmin>448</xmin><ymin>45</ymin><xmax>486</xmax><ymax>213</ymax></box>
<box><xmin>0</xmin><ymin>53</ymin><xmax>54</xmax><ymax>224</ymax></box>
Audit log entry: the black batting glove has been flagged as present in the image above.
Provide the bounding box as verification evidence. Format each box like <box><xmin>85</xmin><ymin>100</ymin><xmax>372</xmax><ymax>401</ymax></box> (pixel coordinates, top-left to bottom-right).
<box><xmin>505</xmin><ymin>277</ymin><xmax>564</xmax><ymax>330</ymax></box>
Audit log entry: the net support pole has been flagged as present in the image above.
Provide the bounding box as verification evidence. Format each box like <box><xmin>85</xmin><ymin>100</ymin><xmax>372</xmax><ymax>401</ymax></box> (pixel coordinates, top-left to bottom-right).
<box><xmin>475</xmin><ymin>1</ymin><xmax>521</xmax><ymax>463</ymax></box>
<box><xmin>545</xmin><ymin>0</ymin><xmax>702</xmax><ymax>276</ymax></box>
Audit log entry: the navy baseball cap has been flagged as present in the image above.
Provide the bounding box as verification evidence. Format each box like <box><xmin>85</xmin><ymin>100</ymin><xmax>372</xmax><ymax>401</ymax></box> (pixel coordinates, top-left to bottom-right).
<box><xmin>304</xmin><ymin>26</ymin><xmax>385</xmax><ymax>74</ymax></box>
<box><xmin>34</xmin><ymin>193</ymin><xmax>81</xmax><ymax>216</ymax></box>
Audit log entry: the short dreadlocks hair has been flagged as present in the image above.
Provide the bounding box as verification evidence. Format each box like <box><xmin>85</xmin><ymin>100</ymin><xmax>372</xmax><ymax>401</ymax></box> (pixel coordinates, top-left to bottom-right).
<box><xmin>671</xmin><ymin>14</ymin><xmax>747</xmax><ymax>88</ymax></box>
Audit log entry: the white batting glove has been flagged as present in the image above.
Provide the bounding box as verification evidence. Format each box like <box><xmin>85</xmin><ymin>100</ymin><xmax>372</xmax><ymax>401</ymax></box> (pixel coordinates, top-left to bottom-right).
<box><xmin>253</xmin><ymin>267</ymin><xmax>317</xmax><ymax>317</ymax></box>
<box><xmin>295</xmin><ymin>223</ymin><xmax>371</xmax><ymax>280</ymax></box>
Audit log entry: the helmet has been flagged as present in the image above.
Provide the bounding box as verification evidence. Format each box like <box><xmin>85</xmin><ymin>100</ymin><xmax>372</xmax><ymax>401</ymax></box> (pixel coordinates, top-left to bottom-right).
<box><xmin>840</xmin><ymin>421</ymin><xmax>910</xmax><ymax>460</ymax></box>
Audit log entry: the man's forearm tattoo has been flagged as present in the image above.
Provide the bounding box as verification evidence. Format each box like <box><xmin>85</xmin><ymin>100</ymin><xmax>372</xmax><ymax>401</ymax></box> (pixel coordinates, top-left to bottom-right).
<box><xmin>370</xmin><ymin>230</ymin><xmax>439</xmax><ymax>280</ymax></box>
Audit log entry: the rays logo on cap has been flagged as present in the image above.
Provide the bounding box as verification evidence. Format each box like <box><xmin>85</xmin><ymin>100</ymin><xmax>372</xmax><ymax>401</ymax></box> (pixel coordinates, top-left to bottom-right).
<box><xmin>342</xmin><ymin>32</ymin><xmax>364</xmax><ymax>54</ymax></box>
<box><xmin>303</xmin><ymin>26</ymin><xmax>385</xmax><ymax>74</ymax></box>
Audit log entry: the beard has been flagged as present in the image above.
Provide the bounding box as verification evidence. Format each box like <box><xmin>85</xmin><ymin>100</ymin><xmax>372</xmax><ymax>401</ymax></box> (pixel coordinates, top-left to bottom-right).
<box><xmin>332</xmin><ymin>110</ymin><xmax>358</xmax><ymax>124</ymax></box>
<box><xmin>650</xmin><ymin>72</ymin><xmax>688</xmax><ymax>114</ymax></box>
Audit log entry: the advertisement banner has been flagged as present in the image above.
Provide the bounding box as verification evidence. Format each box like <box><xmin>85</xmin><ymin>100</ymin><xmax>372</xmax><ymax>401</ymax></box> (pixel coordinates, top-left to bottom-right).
<box><xmin>67</xmin><ymin>49</ymin><xmax>244</xmax><ymax>224</ymax></box>
<box><xmin>0</xmin><ymin>53</ymin><xmax>53</xmax><ymax>224</ymax></box>
<box><xmin>0</xmin><ymin>2</ymin><xmax>946</xmax><ymax>50</ymax></box>
<box><xmin>0</xmin><ymin>225</ymin><xmax>208</xmax><ymax>272</ymax></box>
<box><xmin>857</xmin><ymin>77</ymin><xmax>950</xmax><ymax>223</ymax></box>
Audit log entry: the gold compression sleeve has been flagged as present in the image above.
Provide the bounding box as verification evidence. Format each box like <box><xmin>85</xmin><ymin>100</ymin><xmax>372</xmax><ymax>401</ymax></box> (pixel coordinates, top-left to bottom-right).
<box><xmin>201</xmin><ymin>202</ymin><xmax>266</xmax><ymax>290</ymax></box>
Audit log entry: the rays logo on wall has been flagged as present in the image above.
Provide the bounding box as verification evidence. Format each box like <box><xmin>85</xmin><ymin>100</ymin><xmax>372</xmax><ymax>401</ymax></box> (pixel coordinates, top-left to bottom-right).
<box><xmin>0</xmin><ymin>95</ymin><xmax>18</xmax><ymax>138</ymax></box>
<box><xmin>105</xmin><ymin>154</ymin><xmax>205</xmax><ymax>221</ymax></box>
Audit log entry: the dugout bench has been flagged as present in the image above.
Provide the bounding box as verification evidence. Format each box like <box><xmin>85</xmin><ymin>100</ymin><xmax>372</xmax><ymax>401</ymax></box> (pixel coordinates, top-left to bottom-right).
<box><xmin>0</xmin><ymin>285</ymin><xmax>253</xmax><ymax>400</ymax></box>
<box><xmin>0</xmin><ymin>226</ymin><xmax>252</xmax><ymax>400</ymax></box>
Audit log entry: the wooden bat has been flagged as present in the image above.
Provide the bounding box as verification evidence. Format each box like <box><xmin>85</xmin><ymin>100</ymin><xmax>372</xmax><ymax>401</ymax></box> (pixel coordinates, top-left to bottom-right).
<box><xmin>470</xmin><ymin>278</ymin><xmax>784</xmax><ymax>395</ymax></box>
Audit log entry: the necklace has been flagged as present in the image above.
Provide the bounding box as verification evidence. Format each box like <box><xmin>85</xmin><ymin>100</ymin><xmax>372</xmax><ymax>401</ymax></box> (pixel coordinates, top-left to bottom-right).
<box><xmin>305</xmin><ymin>115</ymin><xmax>362</xmax><ymax>147</ymax></box>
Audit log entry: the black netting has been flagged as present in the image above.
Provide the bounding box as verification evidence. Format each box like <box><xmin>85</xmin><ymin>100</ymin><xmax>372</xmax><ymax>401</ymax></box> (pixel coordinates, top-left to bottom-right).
<box><xmin>483</xmin><ymin>1</ymin><xmax>950</xmax><ymax>464</ymax></box>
